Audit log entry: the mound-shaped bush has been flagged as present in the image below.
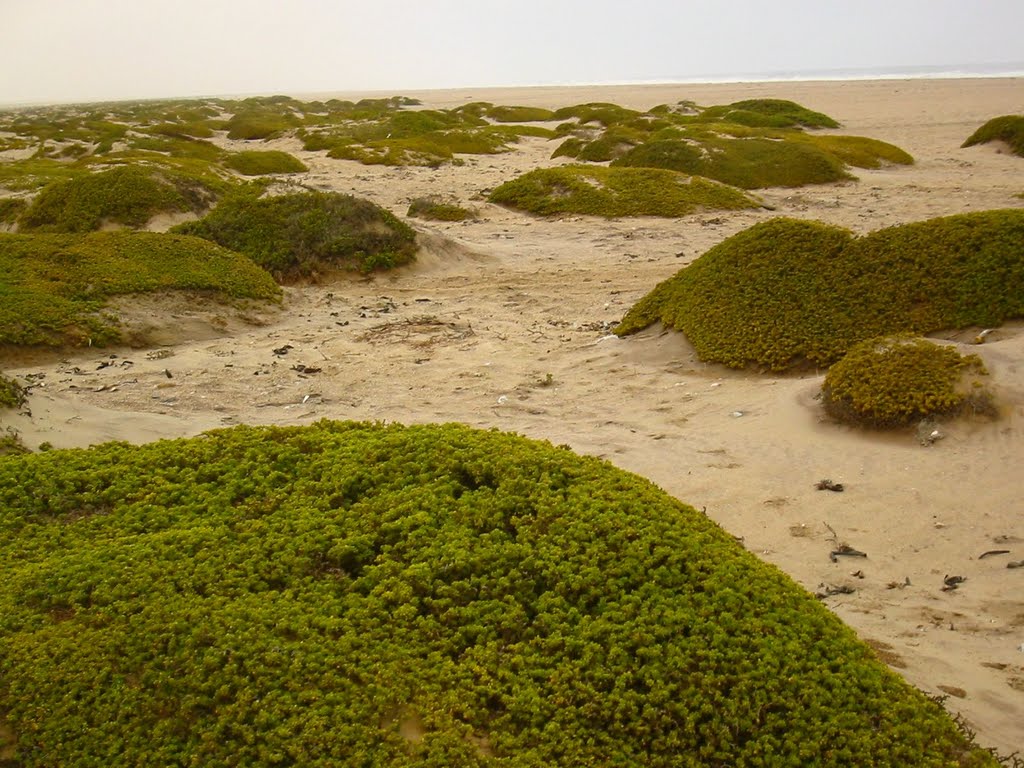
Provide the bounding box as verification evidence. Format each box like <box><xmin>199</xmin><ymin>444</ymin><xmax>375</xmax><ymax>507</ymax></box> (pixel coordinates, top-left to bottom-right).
<box><xmin>0</xmin><ymin>197</ymin><xmax>27</xmax><ymax>225</ymax></box>
<box><xmin>613</xmin><ymin>136</ymin><xmax>853</xmax><ymax>189</ymax></box>
<box><xmin>962</xmin><ymin>115</ymin><xmax>1024</xmax><ymax>157</ymax></box>
<box><xmin>173</xmin><ymin>189</ymin><xmax>418</xmax><ymax>278</ymax></box>
<box><xmin>223</xmin><ymin>150</ymin><xmax>308</xmax><ymax>176</ymax></box>
<box><xmin>489</xmin><ymin>165</ymin><xmax>760</xmax><ymax>218</ymax></box>
<box><xmin>0</xmin><ymin>420</ymin><xmax>994</xmax><ymax>766</ymax></box>
<box><xmin>617</xmin><ymin>210</ymin><xmax>1024</xmax><ymax>370</ymax></box>
<box><xmin>485</xmin><ymin>105</ymin><xmax>556</xmax><ymax>122</ymax></box>
<box><xmin>0</xmin><ymin>232</ymin><xmax>281</xmax><ymax>347</ymax></box>
<box><xmin>822</xmin><ymin>335</ymin><xmax>993</xmax><ymax>428</ymax></box>
<box><xmin>699</xmin><ymin>99</ymin><xmax>840</xmax><ymax>129</ymax></box>
<box><xmin>16</xmin><ymin>165</ymin><xmax>216</xmax><ymax>233</ymax></box>
<box><xmin>407</xmin><ymin>196</ymin><xmax>477</xmax><ymax>221</ymax></box>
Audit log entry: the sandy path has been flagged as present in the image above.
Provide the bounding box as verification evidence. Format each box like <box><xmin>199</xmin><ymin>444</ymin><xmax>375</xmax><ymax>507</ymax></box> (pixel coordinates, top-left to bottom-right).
<box><xmin>3</xmin><ymin>77</ymin><xmax>1024</xmax><ymax>754</ymax></box>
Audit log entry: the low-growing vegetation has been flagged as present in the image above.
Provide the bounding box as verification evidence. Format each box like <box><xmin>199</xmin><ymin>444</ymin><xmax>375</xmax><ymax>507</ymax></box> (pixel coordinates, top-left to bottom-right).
<box><xmin>223</xmin><ymin>150</ymin><xmax>308</xmax><ymax>176</ymax></box>
<box><xmin>16</xmin><ymin>165</ymin><xmax>217</xmax><ymax>233</ymax></box>
<box><xmin>822</xmin><ymin>335</ymin><xmax>994</xmax><ymax>428</ymax></box>
<box><xmin>0</xmin><ymin>232</ymin><xmax>281</xmax><ymax>347</ymax></box>
<box><xmin>0</xmin><ymin>420</ymin><xmax>996</xmax><ymax>766</ymax></box>
<box><xmin>0</xmin><ymin>372</ymin><xmax>26</xmax><ymax>409</ymax></box>
<box><xmin>548</xmin><ymin>98</ymin><xmax>911</xmax><ymax>189</ymax></box>
<box><xmin>173</xmin><ymin>188</ymin><xmax>418</xmax><ymax>278</ymax></box>
<box><xmin>962</xmin><ymin>115</ymin><xmax>1024</xmax><ymax>157</ymax></box>
<box><xmin>488</xmin><ymin>165</ymin><xmax>761</xmax><ymax>218</ymax></box>
<box><xmin>617</xmin><ymin>210</ymin><xmax>1024</xmax><ymax>370</ymax></box>
<box><xmin>407</xmin><ymin>196</ymin><xmax>477</xmax><ymax>221</ymax></box>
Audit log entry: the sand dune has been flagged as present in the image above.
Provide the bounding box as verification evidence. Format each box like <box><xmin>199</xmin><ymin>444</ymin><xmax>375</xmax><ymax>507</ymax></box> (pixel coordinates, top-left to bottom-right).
<box><xmin>3</xmin><ymin>77</ymin><xmax>1024</xmax><ymax>754</ymax></box>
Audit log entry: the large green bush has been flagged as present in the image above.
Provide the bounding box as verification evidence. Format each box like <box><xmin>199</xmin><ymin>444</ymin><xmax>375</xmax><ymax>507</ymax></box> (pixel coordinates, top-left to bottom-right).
<box><xmin>0</xmin><ymin>420</ymin><xmax>995</xmax><ymax>766</ymax></box>
<box><xmin>822</xmin><ymin>335</ymin><xmax>993</xmax><ymax>427</ymax></box>
<box><xmin>173</xmin><ymin>189</ymin><xmax>418</xmax><ymax>278</ymax></box>
<box><xmin>612</xmin><ymin>137</ymin><xmax>853</xmax><ymax>189</ymax></box>
<box><xmin>16</xmin><ymin>165</ymin><xmax>216</xmax><ymax>233</ymax></box>
<box><xmin>961</xmin><ymin>115</ymin><xmax>1024</xmax><ymax>157</ymax></box>
<box><xmin>0</xmin><ymin>232</ymin><xmax>281</xmax><ymax>347</ymax></box>
<box><xmin>617</xmin><ymin>210</ymin><xmax>1024</xmax><ymax>370</ymax></box>
<box><xmin>223</xmin><ymin>150</ymin><xmax>308</xmax><ymax>176</ymax></box>
<box><xmin>488</xmin><ymin>165</ymin><xmax>760</xmax><ymax>218</ymax></box>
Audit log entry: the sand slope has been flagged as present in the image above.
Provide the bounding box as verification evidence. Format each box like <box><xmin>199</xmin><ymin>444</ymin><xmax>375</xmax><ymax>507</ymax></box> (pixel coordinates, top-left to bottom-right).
<box><xmin>3</xmin><ymin>77</ymin><xmax>1024</xmax><ymax>755</ymax></box>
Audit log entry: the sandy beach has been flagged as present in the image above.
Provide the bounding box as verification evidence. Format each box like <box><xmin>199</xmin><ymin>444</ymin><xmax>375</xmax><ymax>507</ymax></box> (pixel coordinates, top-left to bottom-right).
<box><xmin>3</xmin><ymin>77</ymin><xmax>1024</xmax><ymax>754</ymax></box>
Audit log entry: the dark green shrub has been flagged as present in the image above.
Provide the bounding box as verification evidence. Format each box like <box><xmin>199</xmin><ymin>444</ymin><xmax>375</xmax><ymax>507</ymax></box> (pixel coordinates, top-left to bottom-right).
<box><xmin>0</xmin><ymin>420</ymin><xmax>995</xmax><ymax>766</ymax></box>
<box><xmin>962</xmin><ymin>115</ymin><xmax>1024</xmax><ymax>157</ymax></box>
<box><xmin>223</xmin><ymin>150</ymin><xmax>308</xmax><ymax>176</ymax></box>
<box><xmin>485</xmin><ymin>105</ymin><xmax>556</xmax><ymax>122</ymax></box>
<box><xmin>617</xmin><ymin>210</ymin><xmax>1024</xmax><ymax>370</ymax></box>
<box><xmin>0</xmin><ymin>232</ymin><xmax>281</xmax><ymax>347</ymax></box>
<box><xmin>173</xmin><ymin>189</ymin><xmax>418</xmax><ymax>278</ymax></box>
<box><xmin>407</xmin><ymin>196</ymin><xmax>476</xmax><ymax>221</ymax></box>
<box><xmin>488</xmin><ymin>165</ymin><xmax>760</xmax><ymax>218</ymax></box>
<box><xmin>17</xmin><ymin>165</ymin><xmax>216</xmax><ymax>233</ymax></box>
<box><xmin>0</xmin><ymin>372</ymin><xmax>26</xmax><ymax>408</ymax></box>
<box><xmin>822</xmin><ymin>335</ymin><xmax>993</xmax><ymax>427</ymax></box>
<box><xmin>613</xmin><ymin>137</ymin><xmax>853</xmax><ymax>189</ymax></box>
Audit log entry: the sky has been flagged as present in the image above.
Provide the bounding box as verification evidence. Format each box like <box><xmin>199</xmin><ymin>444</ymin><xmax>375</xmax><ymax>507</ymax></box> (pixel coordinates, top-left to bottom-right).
<box><xmin>2</xmin><ymin>0</ymin><xmax>1023</xmax><ymax>106</ymax></box>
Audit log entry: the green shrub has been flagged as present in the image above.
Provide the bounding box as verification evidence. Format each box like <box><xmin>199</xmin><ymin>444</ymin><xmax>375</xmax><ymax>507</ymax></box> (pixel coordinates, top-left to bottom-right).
<box><xmin>488</xmin><ymin>165</ymin><xmax>761</xmax><ymax>218</ymax></box>
<box><xmin>822</xmin><ymin>335</ymin><xmax>993</xmax><ymax>427</ymax></box>
<box><xmin>173</xmin><ymin>189</ymin><xmax>418</xmax><ymax>278</ymax></box>
<box><xmin>0</xmin><ymin>232</ymin><xmax>281</xmax><ymax>347</ymax></box>
<box><xmin>799</xmin><ymin>134</ymin><xmax>914</xmax><ymax>168</ymax></box>
<box><xmin>702</xmin><ymin>99</ymin><xmax>840</xmax><ymax>129</ymax></box>
<box><xmin>407</xmin><ymin>196</ymin><xmax>476</xmax><ymax>221</ymax></box>
<box><xmin>223</xmin><ymin>150</ymin><xmax>308</xmax><ymax>176</ymax></box>
<box><xmin>617</xmin><ymin>210</ymin><xmax>1024</xmax><ymax>370</ymax></box>
<box><xmin>0</xmin><ymin>420</ymin><xmax>995</xmax><ymax>766</ymax></box>
<box><xmin>613</xmin><ymin>136</ymin><xmax>853</xmax><ymax>189</ymax></box>
<box><xmin>17</xmin><ymin>165</ymin><xmax>216</xmax><ymax>233</ymax></box>
<box><xmin>485</xmin><ymin>105</ymin><xmax>556</xmax><ymax>122</ymax></box>
<box><xmin>962</xmin><ymin>115</ymin><xmax>1024</xmax><ymax>157</ymax></box>
<box><xmin>224</xmin><ymin>111</ymin><xmax>296</xmax><ymax>140</ymax></box>
<box><xmin>552</xmin><ymin>102</ymin><xmax>642</xmax><ymax>126</ymax></box>
<box><xmin>0</xmin><ymin>372</ymin><xmax>26</xmax><ymax>408</ymax></box>
<box><xmin>0</xmin><ymin>197</ymin><xmax>28</xmax><ymax>225</ymax></box>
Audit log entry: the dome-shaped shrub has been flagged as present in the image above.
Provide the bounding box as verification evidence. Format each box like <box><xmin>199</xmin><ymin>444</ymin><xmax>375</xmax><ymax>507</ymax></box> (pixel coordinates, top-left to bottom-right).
<box><xmin>0</xmin><ymin>421</ymin><xmax>995</xmax><ymax>766</ymax></box>
<box><xmin>822</xmin><ymin>335</ymin><xmax>993</xmax><ymax>427</ymax></box>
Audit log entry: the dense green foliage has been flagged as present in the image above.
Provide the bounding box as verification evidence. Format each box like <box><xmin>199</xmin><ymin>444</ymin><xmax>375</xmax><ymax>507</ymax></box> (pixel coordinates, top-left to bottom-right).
<box><xmin>547</xmin><ymin>98</ymin><xmax>910</xmax><ymax>189</ymax></box>
<box><xmin>0</xmin><ymin>372</ymin><xmax>26</xmax><ymax>409</ymax></box>
<box><xmin>488</xmin><ymin>165</ymin><xmax>760</xmax><ymax>218</ymax></box>
<box><xmin>0</xmin><ymin>420</ymin><xmax>995</xmax><ymax>766</ymax></box>
<box><xmin>961</xmin><ymin>115</ymin><xmax>1024</xmax><ymax>157</ymax></box>
<box><xmin>16</xmin><ymin>165</ymin><xmax>215</xmax><ymax>233</ymax></box>
<box><xmin>0</xmin><ymin>232</ymin><xmax>280</xmax><ymax>347</ymax></box>
<box><xmin>484</xmin><ymin>105</ymin><xmax>556</xmax><ymax>123</ymax></box>
<box><xmin>173</xmin><ymin>189</ymin><xmax>418</xmax><ymax>278</ymax></box>
<box><xmin>407</xmin><ymin>196</ymin><xmax>477</xmax><ymax>221</ymax></box>
<box><xmin>617</xmin><ymin>210</ymin><xmax>1024</xmax><ymax>370</ymax></box>
<box><xmin>612</xmin><ymin>137</ymin><xmax>853</xmax><ymax>189</ymax></box>
<box><xmin>223</xmin><ymin>150</ymin><xmax>309</xmax><ymax>176</ymax></box>
<box><xmin>822</xmin><ymin>335</ymin><xmax>992</xmax><ymax>427</ymax></box>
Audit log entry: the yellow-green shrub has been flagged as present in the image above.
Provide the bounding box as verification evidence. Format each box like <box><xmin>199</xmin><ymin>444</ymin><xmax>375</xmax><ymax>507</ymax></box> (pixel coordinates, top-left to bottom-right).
<box><xmin>0</xmin><ymin>232</ymin><xmax>280</xmax><ymax>347</ymax></box>
<box><xmin>962</xmin><ymin>115</ymin><xmax>1024</xmax><ymax>157</ymax></box>
<box><xmin>0</xmin><ymin>420</ymin><xmax>996</xmax><ymax>766</ymax></box>
<box><xmin>223</xmin><ymin>150</ymin><xmax>308</xmax><ymax>176</ymax></box>
<box><xmin>822</xmin><ymin>335</ymin><xmax>993</xmax><ymax>427</ymax></box>
<box><xmin>617</xmin><ymin>210</ymin><xmax>1024</xmax><ymax>370</ymax></box>
<box><xmin>489</xmin><ymin>165</ymin><xmax>761</xmax><ymax>218</ymax></box>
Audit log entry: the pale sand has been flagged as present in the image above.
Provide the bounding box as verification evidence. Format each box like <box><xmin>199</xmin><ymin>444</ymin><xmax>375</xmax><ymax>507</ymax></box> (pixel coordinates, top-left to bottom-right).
<box><xmin>3</xmin><ymin>77</ymin><xmax>1024</xmax><ymax>754</ymax></box>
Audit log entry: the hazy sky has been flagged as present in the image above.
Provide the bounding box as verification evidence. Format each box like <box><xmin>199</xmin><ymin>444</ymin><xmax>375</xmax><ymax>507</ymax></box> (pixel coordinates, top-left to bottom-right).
<box><xmin>3</xmin><ymin>0</ymin><xmax>1022</xmax><ymax>105</ymax></box>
